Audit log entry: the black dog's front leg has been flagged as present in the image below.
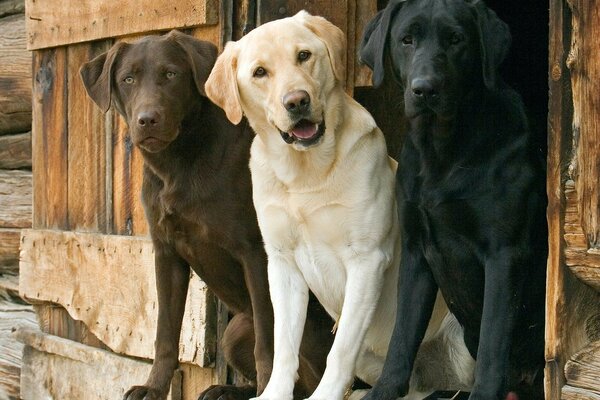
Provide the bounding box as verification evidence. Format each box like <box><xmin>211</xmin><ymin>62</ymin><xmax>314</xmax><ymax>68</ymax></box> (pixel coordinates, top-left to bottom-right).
<box><xmin>124</xmin><ymin>245</ymin><xmax>190</xmax><ymax>400</ymax></box>
<box><xmin>469</xmin><ymin>251</ymin><xmax>524</xmax><ymax>400</ymax></box>
<box><xmin>364</xmin><ymin>204</ymin><xmax>439</xmax><ymax>400</ymax></box>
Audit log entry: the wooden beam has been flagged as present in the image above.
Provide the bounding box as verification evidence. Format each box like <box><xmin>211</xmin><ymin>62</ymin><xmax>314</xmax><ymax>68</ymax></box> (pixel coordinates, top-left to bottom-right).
<box><xmin>19</xmin><ymin>229</ymin><xmax>217</xmax><ymax>367</ymax></box>
<box><xmin>0</xmin><ymin>131</ymin><xmax>32</xmax><ymax>169</ymax></box>
<box><xmin>0</xmin><ymin>0</ymin><xmax>24</xmax><ymax>18</ymax></box>
<box><xmin>0</xmin><ymin>13</ymin><xmax>31</xmax><ymax>135</ymax></box>
<box><xmin>0</xmin><ymin>228</ymin><xmax>21</xmax><ymax>271</ymax></box>
<box><xmin>25</xmin><ymin>0</ymin><xmax>219</xmax><ymax>50</ymax></box>
<box><xmin>565</xmin><ymin>340</ymin><xmax>600</xmax><ymax>395</ymax></box>
<box><xmin>563</xmin><ymin>385</ymin><xmax>600</xmax><ymax>400</ymax></box>
<box><xmin>0</xmin><ymin>170</ymin><xmax>32</xmax><ymax>228</ymax></box>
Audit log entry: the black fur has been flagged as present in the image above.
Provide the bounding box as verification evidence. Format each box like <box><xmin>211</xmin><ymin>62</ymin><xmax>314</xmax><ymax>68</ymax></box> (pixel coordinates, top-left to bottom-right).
<box><xmin>359</xmin><ymin>1</ymin><xmax>547</xmax><ymax>399</ymax></box>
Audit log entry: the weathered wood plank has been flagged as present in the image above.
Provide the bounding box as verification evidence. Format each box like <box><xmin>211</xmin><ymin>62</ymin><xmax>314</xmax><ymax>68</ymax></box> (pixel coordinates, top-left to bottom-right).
<box><xmin>0</xmin><ymin>169</ymin><xmax>32</xmax><ymax>228</ymax></box>
<box><xmin>565</xmin><ymin>340</ymin><xmax>600</xmax><ymax>395</ymax></box>
<box><xmin>19</xmin><ymin>229</ymin><xmax>217</xmax><ymax>366</ymax></box>
<box><xmin>0</xmin><ymin>228</ymin><xmax>20</xmax><ymax>271</ymax></box>
<box><xmin>25</xmin><ymin>0</ymin><xmax>219</xmax><ymax>50</ymax></box>
<box><xmin>354</xmin><ymin>0</ymin><xmax>376</xmax><ymax>87</ymax></box>
<box><xmin>67</xmin><ymin>41</ymin><xmax>111</xmax><ymax>233</ymax></box>
<box><xmin>0</xmin><ymin>13</ymin><xmax>31</xmax><ymax>135</ymax></box>
<box><xmin>0</xmin><ymin>295</ymin><xmax>36</xmax><ymax>400</ymax></box>
<box><xmin>0</xmin><ymin>131</ymin><xmax>31</xmax><ymax>169</ymax></box>
<box><xmin>0</xmin><ymin>0</ymin><xmax>24</xmax><ymax>18</ymax></box>
<box><xmin>15</xmin><ymin>327</ymin><xmax>186</xmax><ymax>400</ymax></box>
<box><xmin>32</xmin><ymin>48</ymin><xmax>69</xmax><ymax>230</ymax></box>
<box><xmin>563</xmin><ymin>385</ymin><xmax>600</xmax><ymax>400</ymax></box>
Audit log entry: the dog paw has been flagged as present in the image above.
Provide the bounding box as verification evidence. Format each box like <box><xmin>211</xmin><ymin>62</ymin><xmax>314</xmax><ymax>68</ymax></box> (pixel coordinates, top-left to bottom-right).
<box><xmin>123</xmin><ymin>385</ymin><xmax>165</xmax><ymax>400</ymax></box>
<box><xmin>361</xmin><ymin>384</ymin><xmax>406</xmax><ymax>400</ymax></box>
<box><xmin>197</xmin><ymin>384</ymin><xmax>257</xmax><ymax>400</ymax></box>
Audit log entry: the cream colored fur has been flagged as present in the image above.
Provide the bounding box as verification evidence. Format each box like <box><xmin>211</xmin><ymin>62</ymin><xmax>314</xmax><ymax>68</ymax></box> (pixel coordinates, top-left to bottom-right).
<box><xmin>205</xmin><ymin>11</ymin><xmax>474</xmax><ymax>400</ymax></box>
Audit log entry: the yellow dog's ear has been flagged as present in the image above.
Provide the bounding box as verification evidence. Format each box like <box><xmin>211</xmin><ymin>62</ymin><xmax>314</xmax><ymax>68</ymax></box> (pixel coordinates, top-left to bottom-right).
<box><xmin>205</xmin><ymin>42</ymin><xmax>243</xmax><ymax>124</ymax></box>
<box><xmin>297</xmin><ymin>11</ymin><xmax>346</xmax><ymax>84</ymax></box>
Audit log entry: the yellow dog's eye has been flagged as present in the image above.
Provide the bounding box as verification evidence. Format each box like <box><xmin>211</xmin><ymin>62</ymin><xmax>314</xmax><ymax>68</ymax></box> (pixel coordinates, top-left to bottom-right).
<box><xmin>298</xmin><ymin>50</ymin><xmax>311</xmax><ymax>62</ymax></box>
<box><xmin>253</xmin><ymin>66</ymin><xmax>267</xmax><ymax>78</ymax></box>
<box><xmin>124</xmin><ymin>76</ymin><xmax>134</xmax><ymax>84</ymax></box>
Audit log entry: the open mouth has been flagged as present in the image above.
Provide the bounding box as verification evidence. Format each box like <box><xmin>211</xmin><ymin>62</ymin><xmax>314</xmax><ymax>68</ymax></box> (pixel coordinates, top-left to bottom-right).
<box><xmin>280</xmin><ymin>119</ymin><xmax>326</xmax><ymax>147</ymax></box>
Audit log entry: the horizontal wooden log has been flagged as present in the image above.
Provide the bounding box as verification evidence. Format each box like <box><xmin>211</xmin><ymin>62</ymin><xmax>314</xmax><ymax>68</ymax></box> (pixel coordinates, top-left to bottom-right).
<box><xmin>15</xmin><ymin>327</ymin><xmax>181</xmax><ymax>400</ymax></box>
<box><xmin>0</xmin><ymin>131</ymin><xmax>31</xmax><ymax>169</ymax></box>
<box><xmin>19</xmin><ymin>229</ymin><xmax>217</xmax><ymax>367</ymax></box>
<box><xmin>0</xmin><ymin>296</ymin><xmax>36</xmax><ymax>400</ymax></box>
<box><xmin>0</xmin><ymin>170</ymin><xmax>32</xmax><ymax>228</ymax></box>
<box><xmin>0</xmin><ymin>0</ymin><xmax>24</xmax><ymax>18</ymax></box>
<box><xmin>0</xmin><ymin>13</ymin><xmax>31</xmax><ymax>135</ymax></box>
<box><xmin>25</xmin><ymin>0</ymin><xmax>219</xmax><ymax>50</ymax></box>
<box><xmin>0</xmin><ymin>228</ymin><xmax>20</xmax><ymax>270</ymax></box>
<box><xmin>565</xmin><ymin>340</ymin><xmax>600</xmax><ymax>395</ymax></box>
<box><xmin>563</xmin><ymin>385</ymin><xmax>600</xmax><ymax>400</ymax></box>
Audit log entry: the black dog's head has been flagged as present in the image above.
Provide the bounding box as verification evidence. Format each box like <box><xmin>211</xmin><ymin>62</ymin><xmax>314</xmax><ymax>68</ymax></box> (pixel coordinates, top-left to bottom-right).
<box><xmin>80</xmin><ymin>31</ymin><xmax>217</xmax><ymax>153</ymax></box>
<box><xmin>360</xmin><ymin>0</ymin><xmax>510</xmax><ymax>119</ymax></box>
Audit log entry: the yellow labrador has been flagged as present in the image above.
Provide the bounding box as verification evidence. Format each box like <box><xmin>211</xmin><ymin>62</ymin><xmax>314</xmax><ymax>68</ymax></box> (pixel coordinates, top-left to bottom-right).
<box><xmin>206</xmin><ymin>11</ymin><xmax>474</xmax><ymax>400</ymax></box>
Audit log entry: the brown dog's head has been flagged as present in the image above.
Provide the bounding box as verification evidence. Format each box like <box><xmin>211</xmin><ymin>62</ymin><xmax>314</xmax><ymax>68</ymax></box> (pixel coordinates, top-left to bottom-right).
<box><xmin>80</xmin><ymin>30</ymin><xmax>217</xmax><ymax>153</ymax></box>
<box><xmin>205</xmin><ymin>11</ymin><xmax>346</xmax><ymax>151</ymax></box>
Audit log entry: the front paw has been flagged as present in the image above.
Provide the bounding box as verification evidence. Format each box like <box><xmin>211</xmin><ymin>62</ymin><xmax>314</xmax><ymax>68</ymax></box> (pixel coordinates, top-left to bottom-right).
<box><xmin>123</xmin><ymin>385</ymin><xmax>165</xmax><ymax>400</ymax></box>
<box><xmin>197</xmin><ymin>384</ymin><xmax>256</xmax><ymax>400</ymax></box>
<box><xmin>361</xmin><ymin>383</ymin><xmax>407</xmax><ymax>400</ymax></box>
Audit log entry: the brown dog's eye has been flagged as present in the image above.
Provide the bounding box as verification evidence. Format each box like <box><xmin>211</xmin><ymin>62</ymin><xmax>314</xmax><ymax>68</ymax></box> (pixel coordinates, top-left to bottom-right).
<box><xmin>402</xmin><ymin>35</ymin><xmax>413</xmax><ymax>45</ymax></box>
<box><xmin>253</xmin><ymin>67</ymin><xmax>267</xmax><ymax>78</ymax></box>
<box><xmin>124</xmin><ymin>76</ymin><xmax>134</xmax><ymax>84</ymax></box>
<box><xmin>166</xmin><ymin>71</ymin><xmax>177</xmax><ymax>79</ymax></box>
<box><xmin>298</xmin><ymin>50</ymin><xmax>311</xmax><ymax>62</ymax></box>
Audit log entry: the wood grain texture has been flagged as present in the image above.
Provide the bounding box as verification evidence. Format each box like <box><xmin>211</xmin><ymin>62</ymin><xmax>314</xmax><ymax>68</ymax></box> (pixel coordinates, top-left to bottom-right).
<box><xmin>0</xmin><ymin>0</ymin><xmax>24</xmax><ymax>18</ymax></box>
<box><xmin>15</xmin><ymin>327</ymin><xmax>183</xmax><ymax>400</ymax></box>
<box><xmin>0</xmin><ymin>131</ymin><xmax>31</xmax><ymax>169</ymax></box>
<box><xmin>0</xmin><ymin>228</ymin><xmax>21</xmax><ymax>270</ymax></box>
<box><xmin>25</xmin><ymin>0</ymin><xmax>219</xmax><ymax>50</ymax></box>
<box><xmin>67</xmin><ymin>41</ymin><xmax>111</xmax><ymax>233</ymax></box>
<box><xmin>19</xmin><ymin>229</ymin><xmax>217</xmax><ymax>367</ymax></box>
<box><xmin>565</xmin><ymin>340</ymin><xmax>600</xmax><ymax>395</ymax></box>
<box><xmin>0</xmin><ymin>169</ymin><xmax>31</xmax><ymax>228</ymax></box>
<box><xmin>0</xmin><ymin>13</ymin><xmax>31</xmax><ymax>135</ymax></box>
<box><xmin>32</xmin><ymin>48</ymin><xmax>68</xmax><ymax>230</ymax></box>
<box><xmin>563</xmin><ymin>385</ymin><xmax>600</xmax><ymax>400</ymax></box>
<box><xmin>566</xmin><ymin>0</ymin><xmax>600</xmax><ymax>250</ymax></box>
<box><xmin>354</xmin><ymin>0</ymin><xmax>376</xmax><ymax>87</ymax></box>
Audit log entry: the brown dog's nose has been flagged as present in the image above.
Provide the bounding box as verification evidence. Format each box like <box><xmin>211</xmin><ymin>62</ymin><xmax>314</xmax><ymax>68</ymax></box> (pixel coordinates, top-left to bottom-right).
<box><xmin>137</xmin><ymin>111</ymin><xmax>161</xmax><ymax>127</ymax></box>
<box><xmin>283</xmin><ymin>90</ymin><xmax>311</xmax><ymax>114</ymax></box>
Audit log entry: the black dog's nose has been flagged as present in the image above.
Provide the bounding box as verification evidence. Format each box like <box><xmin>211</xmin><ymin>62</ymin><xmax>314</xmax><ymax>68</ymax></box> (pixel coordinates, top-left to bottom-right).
<box><xmin>283</xmin><ymin>90</ymin><xmax>311</xmax><ymax>114</ymax></box>
<box><xmin>411</xmin><ymin>78</ymin><xmax>439</xmax><ymax>98</ymax></box>
<box><xmin>137</xmin><ymin>111</ymin><xmax>161</xmax><ymax>127</ymax></box>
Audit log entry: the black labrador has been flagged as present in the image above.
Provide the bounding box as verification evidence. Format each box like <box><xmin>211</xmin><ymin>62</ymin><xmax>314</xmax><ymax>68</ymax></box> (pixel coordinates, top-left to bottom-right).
<box><xmin>359</xmin><ymin>1</ymin><xmax>547</xmax><ymax>399</ymax></box>
<box><xmin>80</xmin><ymin>31</ymin><xmax>332</xmax><ymax>400</ymax></box>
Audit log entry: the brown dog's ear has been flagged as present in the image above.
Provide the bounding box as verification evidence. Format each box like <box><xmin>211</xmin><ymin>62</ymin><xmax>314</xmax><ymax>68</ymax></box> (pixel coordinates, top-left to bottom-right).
<box><xmin>297</xmin><ymin>11</ymin><xmax>346</xmax><ymax>84</ymax></box>
<box><xmin>359</xmin><ymin>0</ymin><xmax>405</xmax><ymax>88</ymax></box>
<box><xmin>470</xmin><ymin>0</ymin><xmax>511</xmax><ymax>89</ymax></box>
<box><xmin>79</xmin><ymin>42</ymin><xmax>127</xmax><ymax>113</ymax></box>
<box><xmin>167</xmin><ymin>30</ymin><xmax>218</xmax><ymax>97</ymax></box>
<box><xmin>205</xmin><ymin>42</ymin><xmax>243</xmax><ymax>125</ymax></box>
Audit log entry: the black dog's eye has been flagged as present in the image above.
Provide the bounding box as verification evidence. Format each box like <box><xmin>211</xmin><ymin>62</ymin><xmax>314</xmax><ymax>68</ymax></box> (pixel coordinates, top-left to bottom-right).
<box><xmin>166</xmin><ymin>71</ymin><xmax>177</xmax><ymax>79</ymax></box>
<box><xmin>298</xmin><ymin>50</ymin><xmax>311</xmax><ymax>62</ymax></box>
<box><xmin>253</xmin><ymin>66</ymin><xmax>267</xmax><ymax>78</ymax></box>
<box><xmin>450</xmin><ymin>32</ymin><xmax>464</xmax><ymax>45</ymax></box>
<box><xmin>402</xmin><ymin>35</ymin><xmax>414</xmax><ymax>45</ymax></box>
<box><xmin>123</xmin><ymin>76</ymin><xmax>134</xmax><ymax>84</ymax></box>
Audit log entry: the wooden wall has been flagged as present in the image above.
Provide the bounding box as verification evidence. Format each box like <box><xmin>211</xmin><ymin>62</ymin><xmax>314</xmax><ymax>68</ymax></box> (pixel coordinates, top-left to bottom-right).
<box><xmin>546</xmin><ymin>1</ymin><xmax>600</xmax><ymax>399</ymax></box>
<box><xmin>0</xmin><ymin>1</ymin><xmax>37</xmax><ymax>398</ymax></box>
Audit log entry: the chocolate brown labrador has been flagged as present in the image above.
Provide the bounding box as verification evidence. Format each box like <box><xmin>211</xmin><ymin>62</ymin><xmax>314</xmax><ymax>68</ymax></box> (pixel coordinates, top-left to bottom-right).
<box><xmin>80</xmin><ymin>30</ymin><xmax>332</xmax><ymax>400</ymax></box>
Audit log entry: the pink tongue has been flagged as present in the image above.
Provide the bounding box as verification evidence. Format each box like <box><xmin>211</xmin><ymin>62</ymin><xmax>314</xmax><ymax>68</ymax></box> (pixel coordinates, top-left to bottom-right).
<box><xmin>290</xmin><ymin>120</ymin><xmax>318</xmax><ymax>139</ymax></box>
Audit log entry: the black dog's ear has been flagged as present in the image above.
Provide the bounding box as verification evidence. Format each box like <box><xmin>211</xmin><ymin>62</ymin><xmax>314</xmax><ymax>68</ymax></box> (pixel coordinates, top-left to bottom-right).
<box><xmin>80</xmin><ymin>42</ymin><xmax>128</xmax><ymax>113</ymax></box>
<box><xmin>359</xmin><ymin>0</ymin><xmax>405</xmax><ymax>88</ymax></box>
<box><xmin>167</xmin><ymin>30</ymin><xmax>218</xmax><ymax>97</ymax></box>
<box><xmin>471</xmin><ymin>1</ymin><xmax>511</xmax><ymax>89</ymax></box>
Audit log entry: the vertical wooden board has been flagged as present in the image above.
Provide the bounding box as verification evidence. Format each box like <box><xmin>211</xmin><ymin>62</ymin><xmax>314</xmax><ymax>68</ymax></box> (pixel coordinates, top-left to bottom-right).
<box><xmin>32</xmin><ymin>48</ymin><xmax>68</xmax><ymax>230</ymax></box>
<box><xmin>180</xmin><ymin>363</ymin><xmax>217</xmax><ymax>400</ymax></box>
<box><xmin>354</xmin><ymin>0</ymin><xmax>377</xmax><ymax>87</ymax></box>
<box><xmin>567</xmin><ymin>0</ymin><xmax>600</xmax><ymax>250</ymax></box>
<box><xmin>67</xmin><ymin>41</ymin><xmax>112</xmax><ymax>233</ymax></box>
<box><xmin>545</xmin><ymin>0</ymin><xmax>572</xmax><ymax>397</ymax></box>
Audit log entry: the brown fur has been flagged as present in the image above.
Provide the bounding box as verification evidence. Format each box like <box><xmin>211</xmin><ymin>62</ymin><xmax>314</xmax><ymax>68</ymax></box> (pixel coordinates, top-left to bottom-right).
<box><xmin>80</xmin><ymin>30</ymin><xmax>332</xmax><ymax>400</ymax></box>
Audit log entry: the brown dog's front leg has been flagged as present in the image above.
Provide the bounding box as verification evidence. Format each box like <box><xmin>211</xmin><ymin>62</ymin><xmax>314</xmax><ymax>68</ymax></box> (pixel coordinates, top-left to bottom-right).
<box><xmin>242</xmin><ymin>250</ymin><xmax>274</xmax><ymax>394</ymax></box>
<box><xmin>124</xmin><ymin>245</ymin><xmax>190</xmax><ymax>400</ymax></box>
